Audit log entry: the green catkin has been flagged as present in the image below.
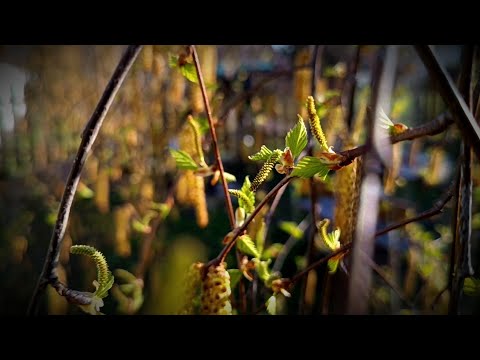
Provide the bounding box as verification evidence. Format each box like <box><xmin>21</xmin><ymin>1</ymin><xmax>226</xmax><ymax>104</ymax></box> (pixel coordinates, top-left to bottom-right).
<box><xmin>250</xmin><ymin>150</ymin><xmax>282</xmax><ymax>192</ymax></box>
<box><xmin>306</xmin><ymin>96</ymin><xmax>329</xmax><ymax>151</ymax></box>
<box><xmin>70</xmin><ymin>245</ymin><xmax>110</xmax><ymax>287</ymax></box>
<box><xmin>228</xmin><ymin>189</ymin><xmax>255</xmax><ymax>213</ymax></box>
<box><xmin>201</xmin><ymin>263</ymin><xmax>232</xmax><ymax>315</ymax></box>
<box><xmin>178</xmin><ymin>262</ymin><xmax>204</xmax><ymax>315</ymax></box>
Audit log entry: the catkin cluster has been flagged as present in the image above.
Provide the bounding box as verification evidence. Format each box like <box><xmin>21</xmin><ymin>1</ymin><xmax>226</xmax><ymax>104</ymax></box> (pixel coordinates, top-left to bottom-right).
<box><xmin>201</xmin><ymin>263</ymin><xmax>232</xmax><ymax>315</ymax></box>
<box><xmin>178</xmin><ymin>262</ymin><xmax>204</xmax><ymax>315</ymax></box>
<box><xmin>334</xmin><ymin>151</ymin><xmax>362</xmax><ymax>244</ymax></box>
<box><xmin>250</xmin><ymin>151</ymin><xmax>282</xmax><ymax>192</ymax></box>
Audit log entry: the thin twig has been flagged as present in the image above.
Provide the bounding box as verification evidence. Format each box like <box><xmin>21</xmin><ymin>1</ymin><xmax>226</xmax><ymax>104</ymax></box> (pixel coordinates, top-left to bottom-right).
<box><xmin>375</xmin><ymin>181</ymin><xmax>455</xmax><ymax>237</ymax></box>
<box><xmin>209</xmin><ymin>175</ymin><xmax>295</xmax><ymax>267</ymax></box>
<box><xmin>191</xmin><ymin>45</ymin><xmax>236</xmax><ymax>229</ymax></box>
<box><xmin>263</xmin><ymin>182</ymin><xmax>289</xmax><ymax>243</ymax></box>
<box><xmin>290</xmin><ymin>243</ymin><xmax>352</xmax><ymax>284</ymax></box>
<box><xmin>414</xmin><ymin>45</ymin><xmax>480</xmax><ymax>160</ymax></box>
<box><xmin>339</xmin><ymin>112</ymin><xmax>454</xmax><ymax>166</ymax></box>
<box><xmin>362</xmin><ymin>252</ymin><xmax>413</xmax><ymax>307</ymax></box>
<box><xmin>27</xmin><ymin>45</ymin><xmax>143</xmax><ymax>315</ymax></box>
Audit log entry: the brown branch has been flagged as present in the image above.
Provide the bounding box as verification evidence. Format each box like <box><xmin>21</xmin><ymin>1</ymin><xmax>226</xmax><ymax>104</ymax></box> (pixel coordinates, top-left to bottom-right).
<box><xmin>375</xmin><ymin>181</ymin><xmax>455</xmax><ymax>237</ymax></box>
<box><xmin>339</xmin><ymin>112</ymin><xmax>454</xmax><ymax>166</ymax></box>
<box><xmin>290</xmin><ymin>243</ymin><xmax>352</xmax><ymax>284</ymax></box>
<box><xmin>209</xmin><ymin>175</ymin><xmax>295</xmax><ymax>267</ymax></box>
<box><xmin>300</xmin><ymin>44</ymin><xmax>323</xmax><ymax>314</ymax></box>
<box><xmin>414</xmin><ymin>45</ymin><xmax>480</xmax><ymax>160</ymax></box>
<box><xmin>362</xmin><ymin>253</ymin><xmax>413</xmax><ymax>307</ymax></box>
<box><xmin>191</xmin><ymin>45</ymin><xmax>236</xmax><ymax>229</ymax></box>
<box><xmin>27</xmin><ymin>45</ymin><xmax>143</xmax><ymax>315</ymax></box>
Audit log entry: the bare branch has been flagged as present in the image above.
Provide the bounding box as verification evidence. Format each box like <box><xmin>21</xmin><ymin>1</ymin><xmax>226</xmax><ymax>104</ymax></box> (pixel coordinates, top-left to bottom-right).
<box><xmin>27</xmin><ymin>45</ymin><xmax>143</xmax><ymax>315</ymax></box>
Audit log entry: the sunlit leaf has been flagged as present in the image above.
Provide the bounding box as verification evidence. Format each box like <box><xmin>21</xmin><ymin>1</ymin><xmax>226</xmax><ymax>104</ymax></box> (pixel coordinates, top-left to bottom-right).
<box><xmin>327</xmin><ymin>258</ymin><xmax>340</xmax><ymax>274</ymax></box>
<box><xmin>266</xmin><ymin>295</ymin><xmax>277</xmax><ymax>315</ymax></box>
<box><xmin>278</xmin><ymin>221</ymin><xmax>304</xmax><ymax>239</ymax></box>
<box><xmin>291</xmin><ymin>156</ymin><xmax>330</xmax><ymax>179</ymax></box>
<box><xmin>261</xmin><ymin>243</ymin><xmax>284</xmax><ymax>260</ymax></box>
<box><xmin>237</xmin><ymin>235</ymin><xmax>260</xmax><ymax>258</ymax></box>
<box><xmin>228</xmin><ymin>269</ymin><xmax>243</xmax><ymax>289</ymax></box>
<box><xmin>248</xmin><ymin>145</ymin><xmax>273</xmax><ymax>161</ymax></box>
<box><xmin>180</xmin><ymin>63</ymin><xmax>199</xmax><ymax>84</ymax></box>
<box><xmin>132</xmin><ymin>219</ymin><xmax>151</xmax><ymax>234</ymax></box>
<box><xmin>285</xmin><ymin>115</ymin><xmax>307</xmax><ymax>158</ymax></box>
<box><xmin>169</xmin><ymin>148</ymin><xmax>198</xmax><ymax>170</ymax></box>
<box><xmin>240</xmin><ymin>176</ymin><xmax>255</xmax><ymax>212</ymax></box>
<box><xmin>254</xmin><ymin>258</ymin><xmax>271</xmax><ymax>282</ymax></box>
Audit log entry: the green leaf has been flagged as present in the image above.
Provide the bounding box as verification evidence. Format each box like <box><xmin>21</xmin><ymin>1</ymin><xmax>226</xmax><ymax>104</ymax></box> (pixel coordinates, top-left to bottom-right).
<box><xmin>240</xmin><ymin>176</ymin><xmax>255</xmax><ymax>212</ymax></box>
<box><xmin>464</xmin><ymin>277</ymin><xmax>480</xmax><ymax>296</ymax></box>
<box><xmin>291</xmin><ymin>156</ymin><xmax>330</xmax><ymax>179</ymax></box>
<box><xmin>195</xmin><ymin>117</ymin><xmax>210</xmax><ymax>135</ymax></box>
<box><xmin>266</xmin><ymin>295</ymin><xmax>277</xmax><ymax>315</ymax></box>
<box><xmin>248</xmin><ymin>145</ymin><xmax>273</xmax><ymax>161</ymax></box>
<box><xmin>255</xmin><ymin>220</ymin><xmax>266</xmax><ymax>255</ymax></box>
<box><xmin>279</xmin><ymin>221</ymin><xmax>304</xmax><ymax>239</ymax></box>
<box><xmin>253</xmin><ymin>258</ymin><xmax>271</xmax><ymax>282</ymax></box>
<box><xmin>261</xmin><ymin>243</ymin><xmax>284</xmax><ymax>260</ymax></box>
<box><xmin>229</xmin><ymin>189</ymin><xmax>255</xmax><ymax>214</ymax></box>
<box><xmin>180</xmin><ymin>63</ymin><xmax>199</xmax><ymax>84</ymax></box>
<box><xmin>169</xmin><ymin>148</ymin><xmax>199</xmax><ymax>170</ymax></box>
<box><xmin>228</xmin><ymin>269</ymin><xmax>243</xmax><ymax>289</ymax></box>
<box><xmin>285</xmin><ymin>115</ymin><xmax>308</xmax><ymax>158</ymax></box>
<box><xmin>327</xmin><ymin>258</ymin><xmax>340</xmax><ymax>274</ymax></box>
<box><xmin>237</xmin><ymin>235</ymin><xmax>260</xmax><ymax>258</ymax></box>
<box><xmin>316</xmin><ymin>103</ymin><xmax>329</xmax><ymax>119</ymax></box>
<box><xmin>151</xmin><ymin>202</ymin><xmax>171</xmax><ymax>219</ymax></box>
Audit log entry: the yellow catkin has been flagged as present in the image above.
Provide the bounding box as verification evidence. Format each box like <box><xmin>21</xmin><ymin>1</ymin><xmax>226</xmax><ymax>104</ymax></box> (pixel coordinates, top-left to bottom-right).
<box><xmin>384</xmin><ymin>142</ymin><xmax>403</xmax><ymax>195</ymax></box>
<box><xmin>193</xmin><ymin>176</ymin><xmax>209</xmax><ymax>228</ymax></box>
<box><xmin>175</xmin><ymin>173</ymin><xmax>190</xmax><ymax>205</ymax></box>
<box><xmin>94</xmin><ymin>168</ymin><xmax>110</xmax><ymax>214</ymax></box>
<box><xmin>179</xmin><ymin>122</ymin><xmax>201</xmax><ymax>164</ymax></box>
<box><xmin>201</xmin><ymin>263</ymin><xmax>232</xmax><ymax>315</ymax></box>
<box><xmin>113</xmin><ymin>204</ymin><xmax>133</xmax><ymax>257</ymax></box>
<box><xmin>306</xmin><ymin>96</ymin><xmax>329</xmax><ymax>151</ymax></box>
<box><xmin>294</xmin><ymin>48</ymin><xmax>312</xmax><ymax>118</ymax></box>
<box><xmin>250</xmin><ymin>151</ymin><xmax>282</xmax><ymax>192</ymax></box>
<box><xmin>334</xmin><ymin>148</ymin><xmax>362</xmax><ymax>245</ymax></box>
<box><xmin>178</xmin><ymin>262</ymin><xmax>204</xmax><ymax>315</ymax></box>
<box><xmin>424</xmin><ymin>147</ymin><xmax>445</xmax><ymax>186</ymax></box>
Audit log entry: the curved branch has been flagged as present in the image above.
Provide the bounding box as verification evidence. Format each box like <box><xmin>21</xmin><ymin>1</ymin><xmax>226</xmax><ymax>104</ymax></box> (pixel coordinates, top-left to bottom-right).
<box><xmin>27</xmin><ymin>45</ymin><xmax>143</xmax><ymax>315</ymax></box>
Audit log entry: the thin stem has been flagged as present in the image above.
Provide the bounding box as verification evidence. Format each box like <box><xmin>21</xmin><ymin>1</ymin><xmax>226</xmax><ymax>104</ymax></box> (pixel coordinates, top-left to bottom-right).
<box><xmin>209</xmin><ymin>175</ymin><xmax>295</xmax><ymax>266</ymax></box>
<box><xmin>263</xmin><ymin>182</ymin><xmax>288</xmax><ymax>242</ymax></box>
<box><xmin>414</xmin><ymin>45</ymin><xmax>480</xmax><ymax>160</ymax></box>
<box><xmin>191</xmin><ymin>45</ymin><xmax>235</xmax><ymax>229</ymax></box>
<box><xmin>375</xmin><ymin>180</ymin><xmax>455</xmax><ymax>237</ymax></box>
<box><xmin>339</xmin><ymin>112</ymin><xmax>454</xmax><ymax>166</ymax></box>
<box><xmin>27</xmin><ymin>45</ymin><xmax>142</xmax><ymax>316</ymax></box>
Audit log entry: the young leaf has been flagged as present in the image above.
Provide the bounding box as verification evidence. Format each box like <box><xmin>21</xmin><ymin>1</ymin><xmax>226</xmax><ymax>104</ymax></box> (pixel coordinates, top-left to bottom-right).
<box><xmin>195</xmin><ymin>117</ymin><xmax>210</xmax><ymax>135</ymax></box>
<box><xmin>223</xmin><ymin>172</ymin><xmax>237</xmax><ymax>183</ymax></box>
<box><xmin>291</xmin><ymin>156</ymin><xmax>330</xmax><ymax>179</ymax></box>
<box><xmin>240</xmin><ymin>176</ymin><xmax>255</xmax><ymax>211</ymax></box>
<box><xmin>285</xmin><ymin>115</ymin><xmax>308</xmax><ymax>158</ymax></box>
<box><xmin>266</xmin><ymin>295</ymin><xmax>277</xmax><ymax>315</ymax></box>
<box><xmin>279</xmin><ymin>221</ymin><xmax>304</xmax><ymax>239</ymax></box>
<box><xmin>253</xmin><ymin>258</ymin><xmax>271</xmax><ymax>282</ymax></box>
<box><xmin>169</xmin><ymin>149</ymin><xmax>199</xmax><ymax>170</ymax></box>
<box><xmin>261</xmin><ymin>243</ymin><xmax>284</xmax><ymax>260</ymax></box>
<box><xmin>180</xmin><ymin>63</ymin><xmax>199</xmax><ymax>84</ymax></box>
<box><xmin>327</xmin><ymin>258</ymin><xmax>340</xmax><ymax>274</ymax></box>
<box><xmin>248</xmin><ymin>145</ymin><xmax>273</xmax><ymax>161</ymax></box>
<box><xmin>237</xmin><ymin>235</ymin><xmax>260</xmax><ymax>258</ymax></box>
<box><xmin>77</xmin><ymin>183</ymin><xmax>94</xmax><ymax>199</ymax></box>
<box><xmin>229</xmin><ymin>189</ymin><xmax>255</xmax><ymax>214</ymax></box>
<box><xmin>228</xmin><ymin>269</ymin><xmax>243</xmax><ymax>289</ymax></box>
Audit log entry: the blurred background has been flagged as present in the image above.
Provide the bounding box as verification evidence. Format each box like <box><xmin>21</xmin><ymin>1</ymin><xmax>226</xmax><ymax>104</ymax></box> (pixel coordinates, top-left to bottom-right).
<box><xmin>0</xmin><ymin>45</ymin><xmax>478</xmax><ymax>315</ymax></box>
